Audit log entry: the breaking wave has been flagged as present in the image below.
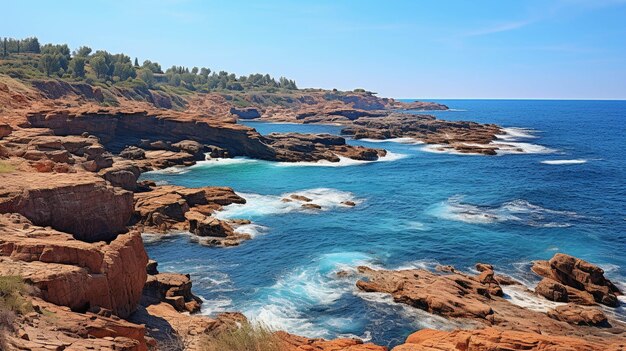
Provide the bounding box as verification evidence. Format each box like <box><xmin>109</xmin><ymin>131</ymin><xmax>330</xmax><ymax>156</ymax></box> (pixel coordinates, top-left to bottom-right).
<box><xmin>541</xmin><ymin>159</ymin><xmax>588</xmax><ymax>165</ymax></box>
<box><xmin>244</xmin><ymin>252</ymin><xmax>375</xmax><ymax>338</ymax></box>
<box><xmin>429</xmin><ymin>195</ymin><xmax>581</xmax><ymax>227</ymax></box>
<box><xmin>216</xmin><ymin>188</ymin><xmax>360</xmax><ymax>219</ymax></box>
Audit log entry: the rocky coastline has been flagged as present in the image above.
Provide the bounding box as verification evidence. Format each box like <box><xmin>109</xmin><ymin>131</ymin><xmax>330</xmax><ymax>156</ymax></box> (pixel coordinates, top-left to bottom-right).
<box><xmin>1</xmin><ymin>76</ymin><xmax>624</xmax><ymax>350</ymax></box>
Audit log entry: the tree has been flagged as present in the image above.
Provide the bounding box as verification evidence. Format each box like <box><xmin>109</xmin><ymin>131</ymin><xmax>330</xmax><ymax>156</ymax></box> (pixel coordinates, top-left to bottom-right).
<box><xmin>40</xmin><ymin>54</ymin><xmax>61</xmax><ymax>76</ymax></box>
<box><xmin>113</xmin><ymin>62</ymin><xmax>136</xmax><ymax>81</ymax></box>
<box><xmin>90</xmin><ymin>55</ymin><xmax>109</xmax><ymax>79</ymax></box>
<box><xmin>138</xmin><ymin>69</ymin><xmax>155</xmax><ymax>87</ymax></box>
<box><xmin>69</xmin><ymin>57</ymin><xmax>86</xmax><ymax>78</ymax></box>
<box><xmin>134</xmin><ymin>57</ymin><xmax>139</xmax><ymax>67</ymax></box>
<box><xmin>73</xmin><ymin>46</ymin><xmax>92</xmax><ymax>57</ymax></box>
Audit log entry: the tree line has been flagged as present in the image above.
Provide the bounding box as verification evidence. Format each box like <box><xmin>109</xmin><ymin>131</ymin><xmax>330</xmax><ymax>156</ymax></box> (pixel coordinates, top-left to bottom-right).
<box><xmin>0</xmin><ymin>37</ymin><xmax>298</xmax><ymax>92</ymax></box>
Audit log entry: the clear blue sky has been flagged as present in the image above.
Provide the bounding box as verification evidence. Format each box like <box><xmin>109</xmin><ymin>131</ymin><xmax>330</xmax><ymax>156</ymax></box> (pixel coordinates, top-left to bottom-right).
<box><xmin>4</xmin><ymin>0</ymin><xmax>626</xmax><ymax>99</ymax></box>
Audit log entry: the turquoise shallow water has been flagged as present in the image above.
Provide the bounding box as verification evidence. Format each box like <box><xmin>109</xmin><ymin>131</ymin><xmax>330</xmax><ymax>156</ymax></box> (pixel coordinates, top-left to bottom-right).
<box><xmin>142</xmin><ymin>100</ymin><xmax>626</xmax><ymax>347</ymax></box>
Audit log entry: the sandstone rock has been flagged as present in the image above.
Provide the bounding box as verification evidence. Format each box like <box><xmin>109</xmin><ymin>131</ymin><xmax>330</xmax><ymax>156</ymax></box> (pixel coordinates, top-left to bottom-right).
<box><xmin>302</xmin><ymin>203</ymin><xmax>322</xmax><ymax>210</ymax></box>
<box><xmin>353</xmin><ymin>264</ymin><xmax>618</xmax><ymax>336</ymax></box>
<box><xmin>129</xmin><ymin>303</ymin><xmax>247</xmax><ymax>351</ymax></box>
<box><xmin>265</xmin><ymin>132</ymin><xmax>385</xmax><ymax>163</ymax></box>
<box><xmin>547</xmin><ymin>304</ymin><xmax>609</xmax><ymax>327</ymax></box>
<box><xmin>0</xmin><ymin>214</ymin><xmax>147</xmax><ymax>318</ymax></box>
<box><xmin>99</xmin><ymin>161</ymin><xmax>141</xmax><ymax>191</ymax></box>
<box><xmin>120</xmin><ymin>146</ymin><xmax>146</xmax><ymax>160</ymax></box>
<box><xmin>0</xmin><ymin>122</ymin><xmax>12</xmax><ymax>138</ymax></box>
<box><xmin>532</xmin><ymin>253</ymin><xmax>622</xmax><ymax>307</ymax></box>
<box><xmin>0</xmin><ymin>172</ymin><xmax>133</xmax><ymax>242</ymax></box>
<box><xmin>535</xmin><ymin>277</ymin><xmax>569</xmax><ymax>302</ymax></box>
<box><xmin>141</xmin><ymin>273</ymin><xmax>202</xmax><ymax>313</ymax></box>
<box><xmin>392</xmin><ymin>328</ymin><xmax>620</xmax><ymax>351</ymax></box>
<box><xmin>290</xmin><ymin>194</ymin><xmax>312</xmax><ymax>202</ymax></box>
<box><xmin>172</xmin><ymin>140</ymin><xmax>206</xmax><ymax>160</ymax></box>
<box><xmin>6</xmin><ymin>298</ymin><xmax>148</xmax><ymax>351</ymax></box>
<box><xmin>277</xmin><ymin>331</ymin><xmax>387</xmax><ymax>351</ymax></box>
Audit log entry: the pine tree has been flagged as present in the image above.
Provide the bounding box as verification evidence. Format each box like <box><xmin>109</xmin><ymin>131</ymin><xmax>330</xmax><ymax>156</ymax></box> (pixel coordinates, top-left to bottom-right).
<box><xmin>134</xmin><ymin>57</ymin><xmax>139</xmax><ymax>67</ymax></box>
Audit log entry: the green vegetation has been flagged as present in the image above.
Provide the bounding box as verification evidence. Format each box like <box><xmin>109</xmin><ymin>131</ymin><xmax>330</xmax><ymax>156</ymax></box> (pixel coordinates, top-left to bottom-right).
<box><xmin>0</xmin><ymin>276</ymin><xmax>33</xmax><ymax>348</ymax></box>
<box><xmin>201</xmin><ymin>324</ymin><xmax>282</xmax><ymax>351</ymax></box>
<box><xmin>0</xmin><ymin>276</ymin><xmax>33</xmax><ymax>315</ymax></box>
<box><xmin>0</xmin><ymin>36</ymin><xmax>298</xmax><ymax>94</ymax></box>
<box><xmin>0</xmin><ymin>161</ymin><xmax>15</xmax><ymax>173</ymax></box>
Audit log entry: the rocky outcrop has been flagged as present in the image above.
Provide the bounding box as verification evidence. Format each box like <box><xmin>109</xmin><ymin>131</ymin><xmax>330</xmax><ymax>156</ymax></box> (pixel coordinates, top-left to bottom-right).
<box><xmin>0</xmin><ymin>172</ymin><xmax>133</xmax><ymax>242</ymax></box>
<box><xmin>277</xmin><ymin>331</ymin><xmax>387</xmax><ymax>351</ymax></box>
<box><xmin>342</xmin><ymin>114</ymin><xmax>502</xmax><ymax>155</ymax></box>
<box><xmin>391</xmin><ymin>328</ymin><xmax>621</xmax><ymax>351</ymax></box>
<box><xmin>6</xmin><ymin>297</ymin><xmax>148</xmax><ymax>351</ymax></box>
<box><xmin>355</xmin><ymin>262</ymin><xmax>625</xmax><ymax>340</ymax></box>
<box><xmin>142</xmin><ymin>272</ymin><xmax>202</xmax><ymax>313</ymax></box>
<box><xmin>266</xmin><ymin>133</ymin><xmax>386</xmax><ymax>162</ymax></box>
<box><xmin>26</xmin><ymin>108</ymin><xmax>277</xmax><ymax>159</ymax></box>
<box><xmin>547</xmin><ymin>304</ymin><xmax>608</xmax><ymax>326</ymax></box>
<box><xmin>132</xmin><ymin>184</ymin><xmax>252</xmax><ymax>246</ymax></box>
<box><xmin>532</xmin><ymin>253</ymin><xmax>622</xmax><ymax>307</ymax></box>
<box><xmin>0</xmin><ymin>214</ymin><xmax>147</xmax><ymax>318</ymax></box>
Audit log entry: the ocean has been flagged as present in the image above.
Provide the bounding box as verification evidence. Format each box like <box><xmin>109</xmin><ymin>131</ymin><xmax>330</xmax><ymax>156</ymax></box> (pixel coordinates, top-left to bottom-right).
<box><xmin>141</xmin><ymin>99</ymin><xmax>626</xmax><ymax>347</ymax></box>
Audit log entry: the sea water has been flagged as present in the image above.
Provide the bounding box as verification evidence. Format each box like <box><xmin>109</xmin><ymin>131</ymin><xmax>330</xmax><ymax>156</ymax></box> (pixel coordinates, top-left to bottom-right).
<box><xmin>142</xmin><ymin>100</ymin><xmax>626</xmax><ymax>347</ymax></box>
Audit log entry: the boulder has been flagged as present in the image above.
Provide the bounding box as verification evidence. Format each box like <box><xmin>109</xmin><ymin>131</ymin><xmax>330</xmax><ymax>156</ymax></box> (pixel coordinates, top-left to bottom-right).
<box><xmin>547</xmin><ymin>304</ymin><xmax>608</xmax><ymax>327</ymax></box>
<box><xmin>532</xmin><ymin>253</ymin><xmax>622</xmax><ymax>307</ymax></box>
<box><xmin>141</xmin><ymin>273</ymin><xmax>202</xmax><ymax>313</ymax></box>
<box><xmin>535</xmin><ymin>278</ymin><xmax>569</xmax><ymax>302</ymax></box>
<box><xmin>120</xmin><ymin>146</ymin><xmax>146</xmax><ymax>160</ymax></box>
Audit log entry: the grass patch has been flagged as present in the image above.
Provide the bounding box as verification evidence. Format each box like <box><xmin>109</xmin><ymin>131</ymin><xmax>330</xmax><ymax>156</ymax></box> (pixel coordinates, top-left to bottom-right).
<box><xmin>0</xmin><ymin>161</ymin><xmax>15</xmax><ymax>174</ymax></box>
<box><xmin>0</xmin><ymin>276</ymin><xmax>33</xmax><ymax>315</ymax></box>
<box><xmin>201</xmin><ymin>324</ymin><xmax>282</xmax><ymax>351</ymax></box>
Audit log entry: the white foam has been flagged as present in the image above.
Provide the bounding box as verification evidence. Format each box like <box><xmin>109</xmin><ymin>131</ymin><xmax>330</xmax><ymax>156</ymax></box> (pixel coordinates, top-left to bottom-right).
<box><xmin>191</xmin><ymin>157</ymin><xmax>261</xmax><ymax>168</ymax></box>
<box><xmin>359</xmin><ymin>137</ymin><xmax>424</xmax><ymax>145</ymax></box>
<box><xmin>502</xmin><ymin>285</ymin><xmax>565</xmax><ymax>312</ymax></box>
<box><xmin>496</xmin><ymin>127</ymin><xmax>538</xmax><ymax>141</ymax></box>
<box><xmin>276</xmin><ymin>152</ymin><xmax>407</xmax><ymax>167</ymax></box>
<box><xmin>430</xmin><ymin>196</ymin><xmax>579</xmax><ymax>227</ymax></box>
<box><xmin>217</xmin><ymin>188</ymin><xmax>360</xmax><ymax>219</ymax></box>
<box><xmin>145</xmin><ymin>166</ymin><xmax>190</xmax><ymax>175</ymax></box>
<box><xmin>232</xmin><ymin>223</ymin><xmax>268</xmax><ymax>238</ymax></box>
<box><xmin>420</xmin><ymin>126</ymin><xmax>555</xmax><ymax>156</ymax></box>
<box><xmin>541</xmin><ymin>159</ymin><xmax>587</xmax><ymax>165</ymax></box>
<box><xmin>245</xmin><ymin>252</ymin><xmax>375</xmax><ymax>338</ymax></box>
<box><xmin>491</xmin><ymin>142</ymin><xmax>556</xmax><ymax>155</ymax></box>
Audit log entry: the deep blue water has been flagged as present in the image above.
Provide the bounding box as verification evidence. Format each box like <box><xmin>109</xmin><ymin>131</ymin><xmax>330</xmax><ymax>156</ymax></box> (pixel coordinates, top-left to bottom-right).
<box><xmin>142</xmin><ymin>100</ymin><xmax>626</xmax><ymax>347</ymax></box>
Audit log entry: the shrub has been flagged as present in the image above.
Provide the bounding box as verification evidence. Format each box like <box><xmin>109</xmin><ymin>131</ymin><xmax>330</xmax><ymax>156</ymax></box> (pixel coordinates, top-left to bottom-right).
<box><xmin>0</xmin><ymin>276</ymin><xmax>33</xmax><ymax>315</ymax></box>
<box><xmin>0</xmin><ymin>161</ymin><xmax>15</xmax><ymax>174</ymax></box>
<box><xmin>0</xmin><ymin>276</ymin><xmax>33</xmax><ymax>349</ymax></box>
<box><xmin>201</xmin><ymin>323</ymin><xmax>282</xmax><ymax>351</ymax></box>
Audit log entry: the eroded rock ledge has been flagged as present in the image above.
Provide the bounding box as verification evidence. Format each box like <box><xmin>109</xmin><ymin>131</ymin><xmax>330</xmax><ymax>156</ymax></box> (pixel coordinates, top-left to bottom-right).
<box><xmin>356</xmin><ymin>256</ymin><xmax>625</xmax><ymax>350</ymax></box>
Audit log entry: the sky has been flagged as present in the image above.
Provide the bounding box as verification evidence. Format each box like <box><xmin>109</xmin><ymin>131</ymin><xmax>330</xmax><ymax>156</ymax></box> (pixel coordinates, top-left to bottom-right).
<box><xmin>3</xmin><ymin>0</ymin><xmax>626</xmax><ymax>99</ymax></box>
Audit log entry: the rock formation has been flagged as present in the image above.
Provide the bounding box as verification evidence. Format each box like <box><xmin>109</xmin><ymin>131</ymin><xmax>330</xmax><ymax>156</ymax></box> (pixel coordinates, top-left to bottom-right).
<box><xmin>391</xmin><ymin>328</ymin><xmax>622</xmax><ymax>351</ymax></box>
<box><xmin>0</xmin><ymin>213</ymin><xmax>147</xmax><ymax>318</ymax></box>
<box><xmin>356</xmin><ymin>261</ymin><xmax>625</xmax><ymax>344</ymax></box>
<box><xmin>0</xmin><ymin>173</ymin><xmax>133</xmax><ymax>242</ymax></box>
<box><xmin>532</xmin><ymin>253</ymin><xmax>622</xmax><ymax>307</ymax></box>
